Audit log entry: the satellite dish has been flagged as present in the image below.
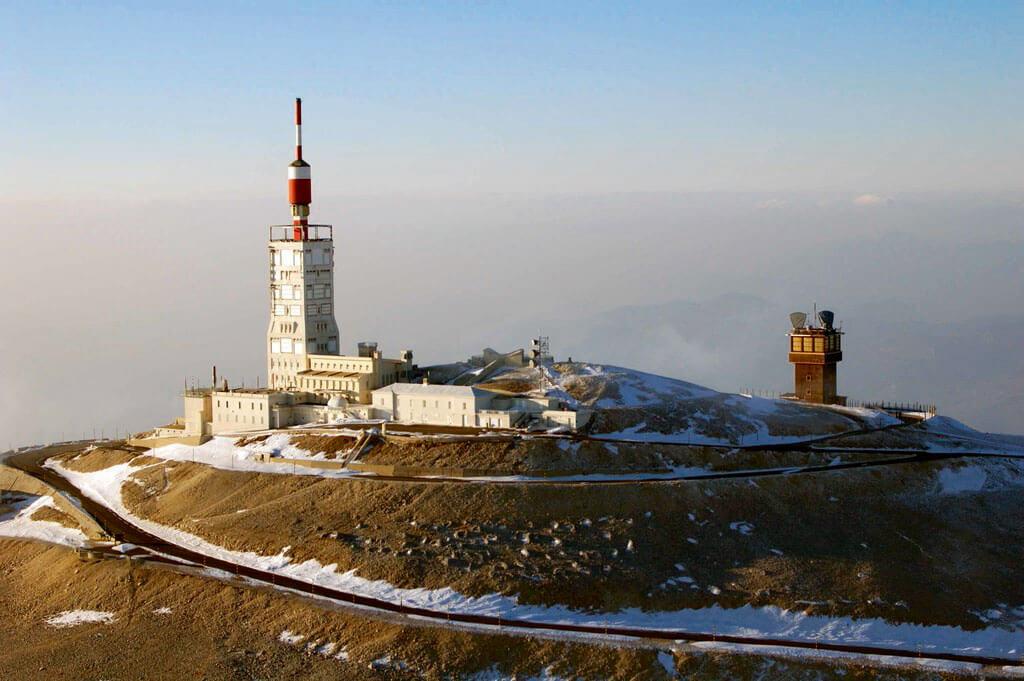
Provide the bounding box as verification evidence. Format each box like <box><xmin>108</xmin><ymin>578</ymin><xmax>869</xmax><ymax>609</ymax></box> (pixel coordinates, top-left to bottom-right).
<box><xmin>789</xmin><ymin>312</ymin><xmax>807</xmax><ymax>329</ymax></box>
<box><xmin>818</xmin><ymin>310</ymin><xmax>835</xmax><ymax>329</ymax></box>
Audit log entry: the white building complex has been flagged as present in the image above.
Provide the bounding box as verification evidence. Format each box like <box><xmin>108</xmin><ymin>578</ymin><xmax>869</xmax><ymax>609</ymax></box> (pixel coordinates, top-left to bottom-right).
<box><xmin>370</xmin><ymin>383</ymin><xmax>580</xmax><ymax>430</ymax></box>
<box><xmin>145</xmin><ymin>100</ymin><xmax>582</xmax><ymax>445</ymax></box>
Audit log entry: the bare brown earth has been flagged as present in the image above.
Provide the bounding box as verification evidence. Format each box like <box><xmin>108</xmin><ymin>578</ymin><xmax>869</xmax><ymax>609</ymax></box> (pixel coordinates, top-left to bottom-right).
<box><xmin>475</xmin><ymin>378</ymin><xmax>537</xmax><ymax>394</ymax></box>
<box><xmin>290</xmin><ymin>433</ymin><xmax>359</xmax><ymax>459</ymax></box>
<box><xmin>821</xmin><ymin>423</ymin><xmax>1004</xmax><ymax>452</ymax></box>
<box><xmin>358</xmin><ymin>436</ymin><xmax>891</xmax><ymax>473</ymax></box>
<box><xmin>90</xmin><ymin>440</ymin><xmax>1023</xmax><ymax>633</ymax></box>
<box><xmin>236</xmin><ymin>433</ymin><xmax>271</xmax><ymax>447</ymax></box>
<box><xmin>0</xmin><ymin>540</ymin><xmax>965</xmax><ymax>680</ymax></box>
<box><xmin>586</xmin><ymin>401</ymin><xmax>856</xmax><ymax>441</ymax></box>
<box><xmin>29</xmin><ymin>503</ymin><xmax>80</xmax><ymax>529</ymax></box>
<box><xmin>57</xmin><ymin>446</ymin><xmax>141</xmax><ymax>473</ymax></box>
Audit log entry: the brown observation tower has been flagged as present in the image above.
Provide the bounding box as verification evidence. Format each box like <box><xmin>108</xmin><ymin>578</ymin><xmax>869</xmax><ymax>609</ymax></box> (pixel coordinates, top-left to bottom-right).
<box><xmin>786</xmin><ymin>310</ymin><xmax>845</xmax><ymax>405</ymax></box>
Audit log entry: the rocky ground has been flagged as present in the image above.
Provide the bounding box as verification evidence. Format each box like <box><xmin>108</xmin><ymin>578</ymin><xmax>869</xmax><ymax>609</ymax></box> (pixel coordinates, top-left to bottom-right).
<box><xmin>52</xmin><ymin>439</ymin><xmax>1024</xmax><ymax>631</ymax></box>
<box><xmin>0</xmin><ymin>539</ymin><xmax>1000</xmax><ymax>680</ymax></box>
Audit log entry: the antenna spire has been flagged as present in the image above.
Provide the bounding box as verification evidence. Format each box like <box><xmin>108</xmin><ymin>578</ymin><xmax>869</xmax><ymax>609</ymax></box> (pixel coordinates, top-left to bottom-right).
<box><xmin>295</xmin><ymin>97</ymin><xmax>303</xmax><ymax>161</ymax></box>
<box><xmin>287</xmin><ymin>97</ymin><xmax>312</xmax><ymax>240</ymax></box>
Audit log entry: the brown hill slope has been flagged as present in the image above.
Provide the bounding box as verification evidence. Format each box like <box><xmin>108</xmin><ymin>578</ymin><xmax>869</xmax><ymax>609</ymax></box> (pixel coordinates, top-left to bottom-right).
<box><xmin>0</xmin><ymin>540</ymin><xmax>970</xmax><ymax>680</ymax></box>
<box><xmin>62</xmin><ymin>440</ymin><xmax>1024</xmax><ymax>632</ymax></box>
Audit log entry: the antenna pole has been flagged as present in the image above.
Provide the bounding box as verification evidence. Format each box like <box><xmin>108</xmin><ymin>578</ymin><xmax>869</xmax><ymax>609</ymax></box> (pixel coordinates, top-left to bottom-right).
<box><xmin>295</xmin><ymin>98</ymin><xmax>302</xmax><ymax>161</ymax></box>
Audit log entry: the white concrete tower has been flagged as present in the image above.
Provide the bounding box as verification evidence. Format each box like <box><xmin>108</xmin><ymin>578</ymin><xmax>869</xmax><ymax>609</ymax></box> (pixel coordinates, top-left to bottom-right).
<box><xmin>267</xmin><ymin>99</ymin><xmax>341</xmax><ymax>390</ymax></box>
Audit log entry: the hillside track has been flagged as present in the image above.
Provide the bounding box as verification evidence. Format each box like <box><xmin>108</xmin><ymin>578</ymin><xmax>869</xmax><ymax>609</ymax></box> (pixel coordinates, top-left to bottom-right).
<box><xmin>5</xmin><ymin>446</ymin><xmax>1023</xmax><ymax>670</ymax></box>
<box><xmin>291</xmin><ymin>413</ymin><xmax>915</xmax><ymax>452</ymax></box>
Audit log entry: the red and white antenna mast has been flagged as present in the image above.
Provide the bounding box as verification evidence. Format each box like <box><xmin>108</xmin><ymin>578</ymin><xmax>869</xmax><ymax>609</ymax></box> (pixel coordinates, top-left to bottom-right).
<box><xmin>287</xmin><ymin>97</ymin><xmax>312</xmax><ymax>240</ymax></box>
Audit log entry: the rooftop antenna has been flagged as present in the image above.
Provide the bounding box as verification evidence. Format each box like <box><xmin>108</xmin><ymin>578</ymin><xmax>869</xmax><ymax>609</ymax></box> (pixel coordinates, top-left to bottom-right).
<box><xmin>288</xmin><ymin>97</ymin><xmax>312</xmax><ymax>241</ymax></box>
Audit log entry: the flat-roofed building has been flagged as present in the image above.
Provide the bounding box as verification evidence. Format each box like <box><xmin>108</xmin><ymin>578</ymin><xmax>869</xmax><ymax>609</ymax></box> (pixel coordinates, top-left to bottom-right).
<box><xmin>372</xmin><ymin>383</ymin><xmax>499</xmax><ymax>427</ymax></box>
<box><xmin>370</xmin><ymin>383</ymin><xmax>588</xmax><ymax>430</ymax></box>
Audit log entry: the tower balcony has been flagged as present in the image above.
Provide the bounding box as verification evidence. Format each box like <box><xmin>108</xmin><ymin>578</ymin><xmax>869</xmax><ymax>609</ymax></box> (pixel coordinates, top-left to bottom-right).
<box><xmin>269</xmin><ymin>224</ymin><xmax>333</xmax><ymax>242</ymax></box>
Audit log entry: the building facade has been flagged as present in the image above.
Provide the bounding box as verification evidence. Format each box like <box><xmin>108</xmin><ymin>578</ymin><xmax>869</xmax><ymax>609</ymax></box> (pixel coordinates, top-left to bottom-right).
<box><xmin>370</xmin><ymin>382</ymin><xmax>587</xmax><ymax>430</ymax></box>
<box><xmin>267</xmin><ymin>226</ymin><xmax>341</xmax><ymax>390</ymax></box>
<box><xmin>787</xmin><ymin>310</ymin><xmax>845</xmax><ymax>405</ymax></box>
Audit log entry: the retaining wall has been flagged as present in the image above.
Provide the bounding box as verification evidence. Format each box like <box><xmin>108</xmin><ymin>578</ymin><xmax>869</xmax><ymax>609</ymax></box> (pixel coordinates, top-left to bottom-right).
<box><xmin>128</xmin><ymin>435</ymin><xmax>209</xmax><ymax>449</ymax></box>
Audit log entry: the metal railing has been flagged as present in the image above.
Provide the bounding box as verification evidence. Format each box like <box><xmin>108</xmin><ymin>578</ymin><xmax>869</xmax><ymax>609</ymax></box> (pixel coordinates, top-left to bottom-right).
<box><xmin>849</xmin><ymin>399</ymin><xmax>937</xmax><ymax>415</ymax></box>
<box><xmin>738</xmin><ymin>389</ymin><xmax>937</xmax><ymax>415</ymax></box>
<box><xmin>269</xmin><ymin>224</ymin><xmax>333</xmax><ymax>241</ymax></box>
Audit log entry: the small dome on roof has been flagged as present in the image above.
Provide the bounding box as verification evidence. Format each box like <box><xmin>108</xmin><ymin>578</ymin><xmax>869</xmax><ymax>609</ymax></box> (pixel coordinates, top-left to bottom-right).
<box><xmin>327</xmin><ymin>395</ymin><xmax>346</xmax><ymax>409</ymax></box>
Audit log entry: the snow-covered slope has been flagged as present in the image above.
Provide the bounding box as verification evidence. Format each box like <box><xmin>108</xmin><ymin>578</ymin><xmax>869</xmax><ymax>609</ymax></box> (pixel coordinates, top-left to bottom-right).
<box><xmin>473</xmin><ymin>362</ymin><xmax>899</xmax><ymax>445</ymax></box>
<box><xmin>0</xmin><ymin>494</ymin><xmax>88</xmax><ymax>547</ymax></box>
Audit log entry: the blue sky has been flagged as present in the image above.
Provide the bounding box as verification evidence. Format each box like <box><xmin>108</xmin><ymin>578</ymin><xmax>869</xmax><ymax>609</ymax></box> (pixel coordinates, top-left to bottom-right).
<box><xmin>3</xmin><ymin>1</ymin><xmax>1023</xmax><ymax>200</ymax></box>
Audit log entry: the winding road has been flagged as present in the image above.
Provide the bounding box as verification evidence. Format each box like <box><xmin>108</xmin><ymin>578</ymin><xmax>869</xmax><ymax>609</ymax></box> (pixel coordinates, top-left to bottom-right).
<box><xmin>5</xmin><ymin>443</ymin><xmax>1023</xmax><ymax>670</ymax></box>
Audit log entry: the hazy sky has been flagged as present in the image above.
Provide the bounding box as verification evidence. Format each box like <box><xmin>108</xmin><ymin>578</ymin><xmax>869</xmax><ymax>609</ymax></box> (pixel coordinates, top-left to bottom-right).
<box><xmin>2</xmin><ymin>3</ymin><xmax>1022</xmax><ymax>447</ymax></box>
<box><xmin>3</xmin><ymin>2</ymin><xmax>1022</xmax><ymax>200</ymax></box>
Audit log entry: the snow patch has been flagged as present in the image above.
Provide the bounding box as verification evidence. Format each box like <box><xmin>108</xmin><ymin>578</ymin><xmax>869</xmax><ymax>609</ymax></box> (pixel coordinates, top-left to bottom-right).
<box><xmin>657</xmin><ymin>650</ymin><xmax>676</xmax><ymax>676</ymax></box>
<box><xmin>147</xmin><ymin>436</ymin><xmax>362</xmax><ymax>480</ymax></box>
<box><xmin>0</xmin><ymin>494</ymin><xmax>88</xmax><ymax>547</ymax></box>
<box><xmin>45</xmin><ymin>610</ymin><xmax>115</xmax><ymax>628</ymax></box>
<box><xmin>278</xmin><ymin>629</ymin><xmax>305</xmax><ymax>645</ymax></box>
<box><xmin>937</xmin><ymin>466</ymin><xmax>987</xmax><ymax>494</ymax></box>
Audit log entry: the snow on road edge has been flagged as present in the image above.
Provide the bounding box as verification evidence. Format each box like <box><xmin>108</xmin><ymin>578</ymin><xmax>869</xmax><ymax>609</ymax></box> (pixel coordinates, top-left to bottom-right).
<box><xmin>0</xmin><ymin>494</ymin><xmax>88</xmax><ymax>547</ymax></box>
<box><xmin>46</xmin><ymin>458</ymin><xmax>1023</xmax><ymax>660</ymax></box>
